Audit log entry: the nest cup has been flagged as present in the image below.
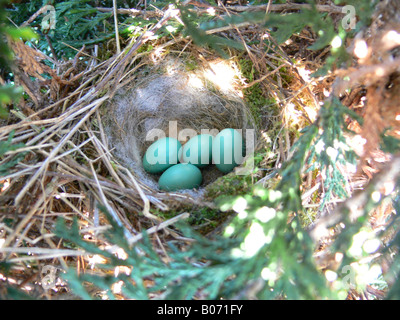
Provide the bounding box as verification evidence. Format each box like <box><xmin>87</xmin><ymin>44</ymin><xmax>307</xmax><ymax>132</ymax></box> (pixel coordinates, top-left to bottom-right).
<box><xmin>104</xmin><ymin>58</ymin><xmax>257</xmax><ymax>193</ymax></box>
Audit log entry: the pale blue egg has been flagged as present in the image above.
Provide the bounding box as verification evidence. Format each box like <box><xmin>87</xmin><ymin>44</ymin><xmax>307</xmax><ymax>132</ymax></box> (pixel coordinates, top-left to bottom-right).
<box><xmin>212</xmin><ymin>128</ymin><xmax>243</xmax><ymax>173</ymax></box>
<box><xmin>158</xmin><ymin>163</ymin><xmax>202</xmax><ymax>191</ymax></box>
<box><xmin>181</xmin><ymin>134</ymin><xmax>213</xmax><ymax>168</ymax></box>
<box><xmin>142</xmin><ymin>137</ymin><xmax>181</xmax><ymax>174</ymax></box>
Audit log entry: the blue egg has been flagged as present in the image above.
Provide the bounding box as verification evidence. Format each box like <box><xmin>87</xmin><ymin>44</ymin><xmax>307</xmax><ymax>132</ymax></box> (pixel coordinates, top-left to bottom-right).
<box><xmin>158</xmin><ymin>163</ymin><xmax>202</xmax><ymax>191</ymax></box>
<box><xmin>180</xmin><ymin>134</ymin><xmax>213</xmax><ymax>168</ymax></box>
<box><xmin>212</xmin><ymin>128</ymin><xmax>243</xmax><ymax>173</ymax></box>
<box><xmin>142</xmin><ymin>137</ymin><xmax>181</xmax><ymax>174</ymax></box>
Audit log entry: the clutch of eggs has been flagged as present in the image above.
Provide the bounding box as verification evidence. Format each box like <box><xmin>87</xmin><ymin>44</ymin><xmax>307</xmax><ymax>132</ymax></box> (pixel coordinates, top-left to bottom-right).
<box><xmin>142</xmin><ymin>129</ymin><xmax>244</xmax><ymax>191</ymax></box>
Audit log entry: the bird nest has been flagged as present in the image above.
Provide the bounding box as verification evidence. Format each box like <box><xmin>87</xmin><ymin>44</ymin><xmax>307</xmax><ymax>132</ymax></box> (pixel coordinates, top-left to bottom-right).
<box><xmin>103</xmin><ymin>57</ymin><xmax>258</xmax><ymax>194</ymax></box>
<box><xmin>0</xmin><ymin>34</ymin><xmax>273</xmax><ymax>235</ymax></box>
<box><xmin>0</xmin><ymin>24</ymin><xmax>314</xmax><ymax>298</ymax></box>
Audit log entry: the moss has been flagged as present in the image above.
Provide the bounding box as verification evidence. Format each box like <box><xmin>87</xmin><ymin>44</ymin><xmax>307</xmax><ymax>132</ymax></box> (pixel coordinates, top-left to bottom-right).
<box><xmin>298</xmin><ymin>208</ymin><xmax>319</xmax><ymax>228</ymax></box>
<box><xmin>184</xmin><ymin>55</ymin><xmax>199</xmax><ymax>71</ymax></box>
<box><xmin>205</xmin><ymin>148</ymin><xmax>267</xmax><ymax>192</ymax></box>
<box><xmin>205</xmin><ymin>173</ymin><xmax>252</xmax><ymax>200</ymax></box>
<box><xmin>237</xmin><ymin>58</ymin><xmax>273</xmax><ymax>128</ymax></box>
<box><xmin>278</xmin><ymin>66</ymin><xmax>293</xmax><ymax>85</ymax></box>
<box><xmin>150</xmin><ymin>208</ymin><xmax>177</xmax><ymax>221</ymax></box>
<box><xmin>189</xmin><ymin>207</ymin><xmax>230</xmax><ymax>233</ymax></box>
<box><xmin>137</xmin><ymin>43</ymin><xmax>154</xmax><ymax>54</ymax></box>
<box><xmin>205</xmin><ymin>169</ymin><xmax>256</xmax><ymax>200</ymax></box>
<box><xmin>244</xmin><ymin>84</ymin><xmax>269</xmax><ymax>127</ymax></box>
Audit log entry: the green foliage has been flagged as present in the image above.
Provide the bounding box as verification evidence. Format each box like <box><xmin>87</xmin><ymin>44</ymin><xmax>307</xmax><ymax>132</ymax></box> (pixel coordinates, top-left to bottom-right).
<box><xmin>274</xmin><ymin>97</ymin><xmax>361</xmax><ymax>209</ymax></box>
<box><xmin>327</xmin><ymin>176</ymin><xmax>400</xmax><ymax>297</ymax></box>
<box><xmin>265</xmin><ymin>12</ymin><xmax>308</xmax><ymax>45</ymax></box>
<box><xmin>306</xmin><ymin>97</ymin><xmax>359</xmax><ymax>206</ymax></box>
<box><xmin>5</xmin><ymin>0</ymin><xmax>375</xmax><ymax>76</ymax></box>
<box><xmin>198</xmin><ymin>0</ymin><xmax>375</xmax><ymax>76</ymax></box>
<box><xmin>0</xmin><ymin>0</ymin><xmax>37</xmax><ymax>117</ymax></box>
<box><xmin>55</xmin><ymin>197</ymin><xmax>334</xmax><ymax>299</ymax></box>
<box><xmin>1</xmin><ymin>285</ymin><xmax>35</xmax><ymax>300</ymax></box>
<box><xmin>6</xmin><ymin>0</ymin><xmax>158</xmax><ymax>59</ymax></box>
<box><xmin>0</xmin><ymin>131</ymin><xmax>25</xmax><ymax>177</ymax></box>
<box><xmin>264</xmin><ymin>6</ymin><xmax>349</xmax><ymax>76</ymax></box>
<box><xmin>180</xmin><ymin>6</ymin><xmax>244</xmax><ymax>58</ymax></box>
<box><xmin>55</xmin><ymin>206</ymin><xmax>242</xmax><ymax>299</ymax></box>
<box><xmin>217</xmin><ymin>187</ymin><xmax>333</xmax><ymax>299</ymax></box>
<box><xmin>0</xmin><ymin>0</ymin><xmax>14</xmax><ymax>67</ymax></box>
<box><xmin>0</xmin><ymin>85</ymin><xmax>23</xmax><ymax>118</ymax></box>
<box><xmin>335</xmin><ymin>0</ymin><xmax>375</xmax><ymax>27</ymax></box>
<box><xmin>380</xmin><ymin>130</ymin><xmax>400</xmax><ymax>154</ymax></box>
<box><xmin>50</xmin><ymin>1</ymin><xmax>127</xmax><ymax>56</ymax></box>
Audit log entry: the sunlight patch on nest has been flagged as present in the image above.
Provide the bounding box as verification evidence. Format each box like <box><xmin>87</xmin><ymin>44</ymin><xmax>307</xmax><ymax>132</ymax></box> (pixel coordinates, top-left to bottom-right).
<box><xmin>203</xmin><ymin>59</ymin><xmax>244</xmax><ymax>96</ymax></box>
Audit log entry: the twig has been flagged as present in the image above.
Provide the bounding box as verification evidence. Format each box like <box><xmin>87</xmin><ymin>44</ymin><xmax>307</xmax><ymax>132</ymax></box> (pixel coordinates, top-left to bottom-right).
<box><xmin>44</xmin><ymin>172</ymin><xmax>140</xmax><ymax>201</ymax></box>
<box><xmin>0</xmin><ymin>223</ymin><xmax>54</xmax><ymax>245</ymax></box>
<box><xmin>0</xmin><ymin>247</ymin><xmax>86</xmax><ymax>256</ymax></box>
<box><xmin>223</xmin><ymin>3</ymin><xmax>344</xmax><ymax>14</ymax></box>
<box><xmin>112</xmin><ymin>0</ymin><xmax>121</xmax><ymax>54</ymax></box>
<box><xmin>301</xmin><ymin>182</ymin><xmax>321</xmax><ymax>205</ymax></box>
<box><xmin>243</xmin><ymin>63</ymin><xmax>289</xmax><ymax>88</ymax></box>
<box><xmin>127</xmin><ymin>212</ymin><xmax>190</xmax><ymax>246</ymax></box>
<box><xmin>45</xmin><ymin>34</ymin><xmax>58</xmax><ymax>62</ymax></box>
<box><xmin>96</xmin><ymin>7</ymin><xmax>146</xmax><ymax>17</ymax></box>
<box><xmin>61</xmin><ymin>42</ymin><xmax>99</xmax><ymax>60</ymax></box>
<box><xmin>21</xmin><ymin>5</ymin><xmax>50</xmax><ymax>27</ymax></box>
<box><xmin>6</xmin><ymin>253</ymin><xmax>85</xmax><ymax>263</ymax></box>
<box><xmin>89</xmin><ymin>161</ymin><xmax>135</xmax><ymax>243</ymax></box>
<box><xmin>2</xmin><ymin>177</ymin><xmax>59</xmax><ymax>248</ymax></box>
<box><xmin>118</xmin><ymin>166</ymin><xmax>161</xmax><ymax>221</ymax></box>
<box><xmin>84</xmin><ymin>123</ymin><xmax>125</xmax><ymax>187</ymax></box>
<box><xmin>205</xmin><ymin>21</ymin><xmax>253</xmax><ymax>35</ymax></box>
